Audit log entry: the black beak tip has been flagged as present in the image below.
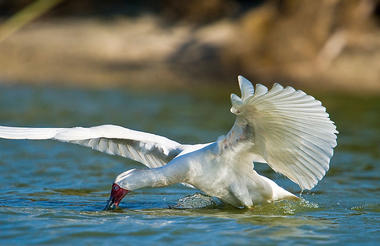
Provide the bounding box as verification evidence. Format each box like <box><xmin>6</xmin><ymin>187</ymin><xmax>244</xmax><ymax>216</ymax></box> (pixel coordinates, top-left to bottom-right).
<box><xmin>104</xmin><ymin>199</ymin><xmax>114</xmax><ymax>211</ymax></box>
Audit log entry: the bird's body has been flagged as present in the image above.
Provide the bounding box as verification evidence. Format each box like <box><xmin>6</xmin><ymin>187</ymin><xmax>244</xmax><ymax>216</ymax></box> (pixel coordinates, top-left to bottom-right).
<box><xmin>0</xmin><ymin>76</ymin><xmax>337</xmax><ymax>209</ymax></box>
<box><xmin>174</xmin><ymin>142</ymin><xmax>297</xmax><ymax>207</ymax></box>
<box><xmin>111</xmin><ymin>141</ymin><xmax>295</xmax><ymax>208</ymax></box>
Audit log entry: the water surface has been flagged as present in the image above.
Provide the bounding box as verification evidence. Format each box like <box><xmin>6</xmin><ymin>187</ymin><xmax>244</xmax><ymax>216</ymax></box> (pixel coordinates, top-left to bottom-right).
<box><xmin>0</xmin><ymin>84</ymin><xmax>379</xmax><ymax>245</ymax></box>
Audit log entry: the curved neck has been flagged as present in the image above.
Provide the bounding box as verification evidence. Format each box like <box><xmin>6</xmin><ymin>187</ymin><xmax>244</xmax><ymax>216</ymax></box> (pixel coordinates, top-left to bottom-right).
<box><xmin>117</xmin><ymin>162</ymin><xmax>189</xmax><ymax>191</ymax></box>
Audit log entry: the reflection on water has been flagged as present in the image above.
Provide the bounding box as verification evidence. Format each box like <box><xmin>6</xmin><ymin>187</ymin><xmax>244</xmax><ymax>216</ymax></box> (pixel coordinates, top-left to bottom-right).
<box><xmin>0</xmin><ymin>84</ymin><xmax>379</xmax><ymax>245</ymax></box>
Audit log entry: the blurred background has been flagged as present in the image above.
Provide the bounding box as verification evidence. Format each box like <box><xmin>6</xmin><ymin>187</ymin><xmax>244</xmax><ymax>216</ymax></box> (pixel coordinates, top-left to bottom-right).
<box><xmin>0</xmin><ymin>0</ymin><xmax>379</xmax><ymax>93</ymax></box>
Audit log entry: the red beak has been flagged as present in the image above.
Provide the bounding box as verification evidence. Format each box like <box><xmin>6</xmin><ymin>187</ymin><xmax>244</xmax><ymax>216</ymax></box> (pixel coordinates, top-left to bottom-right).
<box><xmin>104</xmin><ymin>183</ymin><xmax>129</xmax><ymax>210</ymax></box>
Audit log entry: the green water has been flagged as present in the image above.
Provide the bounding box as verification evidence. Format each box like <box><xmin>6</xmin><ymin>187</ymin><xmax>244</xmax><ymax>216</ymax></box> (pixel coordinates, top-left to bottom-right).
<box><xmin>0</xmin><ymin>84</ymin><xmax>379</xmax><ymax>245</ymax></box>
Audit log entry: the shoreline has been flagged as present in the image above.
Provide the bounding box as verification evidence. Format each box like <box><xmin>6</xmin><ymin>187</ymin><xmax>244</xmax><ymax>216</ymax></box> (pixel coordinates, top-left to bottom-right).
<box><xmin>0</xmin><ymin>16</ymin><xmax>379</xmax><ymax>95</ymax></box>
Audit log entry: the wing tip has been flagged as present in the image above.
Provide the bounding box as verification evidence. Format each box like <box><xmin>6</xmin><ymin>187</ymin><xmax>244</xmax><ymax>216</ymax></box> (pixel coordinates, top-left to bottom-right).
<box><xmin>237</xmin><ymin>75</ymin><xmax>255</xmax><ymax>100</ymax></box>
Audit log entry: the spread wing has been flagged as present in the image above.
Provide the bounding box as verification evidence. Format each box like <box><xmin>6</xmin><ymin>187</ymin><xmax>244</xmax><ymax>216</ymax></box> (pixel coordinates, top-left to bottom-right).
<box><xmin>220</xmin><ymin>76</ymin><xmax>338</xmax><ymax>190</ymax></box>
<box><xmin>0</xmin><ymin>124</ymin><xmax>184</xmax><ymax>168</ymax></box>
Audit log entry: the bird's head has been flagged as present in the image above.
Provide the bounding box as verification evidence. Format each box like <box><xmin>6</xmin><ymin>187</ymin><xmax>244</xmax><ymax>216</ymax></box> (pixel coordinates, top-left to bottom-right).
<box><xmin>104</xmin><ymin>169</ymin><xmax>136</xmax><ymax>210</ymax></box>
<box><xmin>104</xmin><ymin>183</ymin><xmax>129</xmax><ymax>210</ymax></box>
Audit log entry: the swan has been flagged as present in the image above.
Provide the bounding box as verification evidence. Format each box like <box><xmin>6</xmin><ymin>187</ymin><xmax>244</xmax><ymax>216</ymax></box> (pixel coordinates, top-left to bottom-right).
<box><xmin>0</xmin><ymin>76</ymin><xmax>338</xmax><ymax>209</ymax></box>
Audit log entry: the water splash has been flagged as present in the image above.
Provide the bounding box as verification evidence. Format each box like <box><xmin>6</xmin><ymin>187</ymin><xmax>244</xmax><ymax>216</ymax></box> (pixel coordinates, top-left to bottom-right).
<box><xmin>169</xmin><ymin>192</ymin><xmax>320</xmax><ymax>213</ymax></box>
<box><xmin>245</xmin><ymin>198</ymin><xmax>320</xmax><ymax>215</ymax></box>
<box><xmin>170</xmin><ymin>193</ymin><xmax>222</xmax><ymax>209</ymax></box>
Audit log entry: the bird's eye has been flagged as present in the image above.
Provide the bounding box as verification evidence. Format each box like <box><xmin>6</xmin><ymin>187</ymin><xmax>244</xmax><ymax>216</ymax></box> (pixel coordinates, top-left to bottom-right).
<box><xmin>113</xmin><ymin>186</ymin><xmax>119</xmax><ymax>191</ymax></box>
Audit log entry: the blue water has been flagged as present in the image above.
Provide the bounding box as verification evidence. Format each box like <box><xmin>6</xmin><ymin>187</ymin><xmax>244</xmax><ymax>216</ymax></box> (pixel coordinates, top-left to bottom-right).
<box><xmin>0</xmin><ymin>84</ymin><xmax>379</xmax><ymax>245</ymax></box>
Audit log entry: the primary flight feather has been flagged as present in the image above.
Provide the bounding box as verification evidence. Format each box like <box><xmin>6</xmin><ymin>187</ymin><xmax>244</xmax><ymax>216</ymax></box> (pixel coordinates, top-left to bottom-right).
<box><xmin>0</xmin><ymin>76</ymin><xmax>337</xmax><ymax>209</ymax></box>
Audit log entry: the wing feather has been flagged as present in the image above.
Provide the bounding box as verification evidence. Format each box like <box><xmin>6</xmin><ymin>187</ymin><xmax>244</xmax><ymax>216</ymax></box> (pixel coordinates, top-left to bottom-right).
<box><xmin>225</xmin><ymin>76</ymin><xmax>338</xmax><ymax>190</ymax></box>
<box><xmin>0</xmin><ymin>124</ymin><xmax>184</xmax><ymax>169</ymax></box>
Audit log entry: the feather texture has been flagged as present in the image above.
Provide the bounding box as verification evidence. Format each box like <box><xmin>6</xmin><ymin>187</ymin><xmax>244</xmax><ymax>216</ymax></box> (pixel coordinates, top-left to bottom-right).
<box><xmin>227</xmin><ymin>76</ymin><xmax>338</xmax><ymax>190</ymax></box>
<box><xmin>0</xmin><ymin>124</ymin><xmax>183</xmax><ymax>168</ymax></box>
<box><xmin>238</xmin><ymin>75</ymin><xmax>255</xmax><ymax>101</ymax></box>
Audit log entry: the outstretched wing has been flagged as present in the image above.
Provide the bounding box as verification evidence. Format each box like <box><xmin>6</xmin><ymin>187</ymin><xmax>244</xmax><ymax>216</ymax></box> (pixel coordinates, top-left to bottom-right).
<box><xmin>222</xmin><ymin>76</ymin><xmax>338</xmax><ymax>190</ymax></box>
<box><xmin>0</xmin><ymin>124</ymin><xmax>184</xmax><ymax>168</ymax></box>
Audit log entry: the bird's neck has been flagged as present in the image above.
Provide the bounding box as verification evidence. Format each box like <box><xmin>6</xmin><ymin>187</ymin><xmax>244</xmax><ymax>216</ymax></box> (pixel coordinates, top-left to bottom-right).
<box><xmin>117</xmin><ymin>163</ymin><xmax>188</xmax><ymax>191</ymax></box>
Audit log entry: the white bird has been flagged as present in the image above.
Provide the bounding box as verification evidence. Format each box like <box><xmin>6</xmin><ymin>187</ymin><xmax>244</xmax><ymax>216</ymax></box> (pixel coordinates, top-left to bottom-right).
<box><xmin>0</xmin><ymin>76</ymin><xmax>337</xmax><ymax>209</ymax></box>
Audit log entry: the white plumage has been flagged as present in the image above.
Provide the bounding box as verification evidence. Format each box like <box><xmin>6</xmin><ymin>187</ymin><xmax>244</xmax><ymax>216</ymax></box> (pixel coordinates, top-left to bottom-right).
<box><xmin>0</xmin><ymin>76</ymin><xmax>337</xmax><ymax>208</ymax></box>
